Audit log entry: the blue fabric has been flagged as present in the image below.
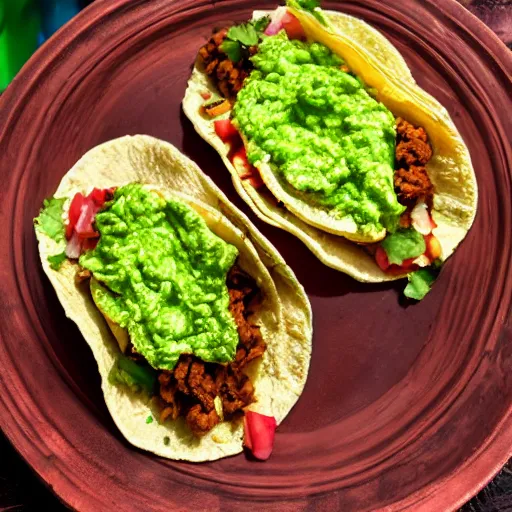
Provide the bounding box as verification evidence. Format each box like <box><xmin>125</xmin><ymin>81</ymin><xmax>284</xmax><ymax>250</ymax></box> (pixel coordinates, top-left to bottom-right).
<box><xmin>39</xmin><ymin>0</ymin><xmax>81</xmax><ymax>42</ymax></box>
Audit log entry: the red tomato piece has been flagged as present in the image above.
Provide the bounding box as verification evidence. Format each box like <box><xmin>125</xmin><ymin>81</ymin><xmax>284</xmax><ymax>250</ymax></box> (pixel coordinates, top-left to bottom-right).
<box><xmin>243</xmin><ymin>411</ymin><xmax>277</xmax><ymax>461</ymax></box>
<box><xmin>66</xmin><ymin>192</ymin><xmax>85</xmax><ymax>240</ymax></box>
<box><xmin>214</xmin><ymin>119</ymin><xmax>239</xmax><ymax>144</ymax></box>
<box><xmin>88</xmin><ymin>187</ymin><xmax>116</xmax><ymax>207</ymax></box>
<box><xmin>282</xmin><ymin>12</ymin><xmax>306</xmax><ymax>40</ymax></box>
<box><xmin>375</xmin><ymin>246</ymin><xmax>390</xmax><ymax>271</ymax></box>
<box><xmin>232</xmin><ymin>148</ymin><xmax>265</xmax><ymax>189</ymax></box>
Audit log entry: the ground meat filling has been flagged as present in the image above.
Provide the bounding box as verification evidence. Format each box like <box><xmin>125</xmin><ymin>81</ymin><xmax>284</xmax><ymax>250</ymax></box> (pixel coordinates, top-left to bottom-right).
<box><xmin>197</xmin><ymin>28</ymin><xmax>255</xmax><ymax>99</ymax></box>
<box><xmin>394</xmin><ymin>118</ymin><xmax>434</xmax><ymax>206</ymax></box>
<box><xmin>158</xmin><ymin>264</ymin><xmax>266</xmax><ymax>437</ymax></box>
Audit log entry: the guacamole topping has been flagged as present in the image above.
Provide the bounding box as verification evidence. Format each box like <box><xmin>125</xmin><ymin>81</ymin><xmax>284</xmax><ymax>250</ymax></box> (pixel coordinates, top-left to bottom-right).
<box><xmin>79</xmin><ymin>184</ymin><xmax>239</xmax><ymax>371</ymax></box>
<box><xmin>233</xmin><ymin>33</ymin><xmax>405</xmax><ymax>235</ymax></box>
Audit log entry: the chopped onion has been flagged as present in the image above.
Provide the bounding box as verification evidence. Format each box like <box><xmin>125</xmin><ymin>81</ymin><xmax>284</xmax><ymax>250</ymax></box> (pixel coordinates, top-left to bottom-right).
<box><xmin>65</xmin><ymin>231</ymin><xmax>82</xmax><ymax>259</ymax></box>
<box><xmin>411</xmin><ymin>201</ymin><xmax>433</xmax><ymax>235</ymax></box>
<box><xmin>264</xmin><ymin>6</ymin><xmax>288</xmax><ymax>36</ymax></box>
<box><xmin>412</xmin><ymin>254</ymin><xmax>431</xmax><ymax>267</ymax></box>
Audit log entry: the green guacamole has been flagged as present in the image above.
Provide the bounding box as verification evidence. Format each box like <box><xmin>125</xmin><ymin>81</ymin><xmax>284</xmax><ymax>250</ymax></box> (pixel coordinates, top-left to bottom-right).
<box><xmin>79</xmin><ymin>184</ymin><xmax>239</xmax><ymax>371</ymax></box>
<box><xmin>233</xmin><ymin>33</ymin><xmax>405</xmax><ymax>234</ymax></box>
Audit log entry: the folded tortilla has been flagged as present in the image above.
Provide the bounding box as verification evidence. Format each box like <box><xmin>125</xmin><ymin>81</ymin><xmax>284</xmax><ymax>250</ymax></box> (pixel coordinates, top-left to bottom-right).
<box><xmin>182</xmin><ymin>7</ymin><xmax>478</xmax><ymax>283</ymax></box>
<box><xmin>35</xmin><ymin>135</ymin><xmax>312</xmax><ymax>461</ymax></box>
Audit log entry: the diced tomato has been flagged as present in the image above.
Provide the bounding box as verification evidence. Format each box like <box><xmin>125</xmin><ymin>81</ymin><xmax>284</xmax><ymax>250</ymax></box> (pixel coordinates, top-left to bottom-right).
<box><xmin>81</xmin><ymin>237</ymin><xmax>99</xmax><ymax>252</ymax></box>
<box><xmin>425</xmin><ymin>234</ymin><xmax>442</xmax><ymax>260</ymax></box>
<box><xmin>214</xmin><ymin>119</ymin><xmax>239</xmax><ymax>144</ymax></box>
<box><xmin>66</xmin><ymin>192</ymin><xmax>85</xmax><ymax>240</ymax></box>
<box><xmin>89</xmin><ymin>187</ymin><xmax>116</xmax><ymax>207</ymax></box>
<box><xmin>375</xmin><ymin>246</ymin><xmax>390</xmax><ymax>271</ymax></box>
<box><xmin>282</xmin><ymin>12</ymin><xmax>306</xmax><ymax>40</ymax></box>
<box><xmin>400</xmin><ymin>257</ymin><xmax>418</xmax><ymax>270</ymax></box>
<box><xmin>88</xmin><ymin>188</ymin><xmax>107</xmax><ymax>206</ymax></box>
<box><xmin>375</xmin><ymin>248</ymin><xmax>418</xmax><ymax>274</ymax></box>
<box><xmin>244</xmin><ymin>411</ymin><xmax>277</xmax><ymax>461</ymax></box>
<box><xmin>200</xmin><ymin>91</ymin><xmax>212</xmax><ymax>100</ymax></box>
<box><xmin>232</xmin><ymin>147</ymin><xmax>265</xmax><ymax>189</ymax></box>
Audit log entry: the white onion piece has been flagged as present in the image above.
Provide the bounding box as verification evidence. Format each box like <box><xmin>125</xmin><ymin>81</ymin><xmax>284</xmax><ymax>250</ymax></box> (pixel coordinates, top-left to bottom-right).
<box><xmin>264</xmin><ymin>6</ymin><xmax>287</xmax><ymax>35</ymax></box>
<box><xmin>411</xmin><ymin>201</ymin><xmax>432</xmax><ymax>235</ymax></box>
<box><xmin>65</xmin><ymin>232</ymin><xmax>82</xmax><ymax>259</ymax></box>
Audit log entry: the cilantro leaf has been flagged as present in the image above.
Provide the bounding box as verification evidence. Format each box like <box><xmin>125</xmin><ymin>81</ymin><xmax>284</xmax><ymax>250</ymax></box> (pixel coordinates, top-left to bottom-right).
<box><xmin>47</xmin><ymin>252</ymin><xmax>67</xmax><ymax>270</ymax></box>
<box><xmin>404</xmin><ymin>268</ymin><xmax>438</xmax><ymax>301</ymax></box>
<box><xmin>34</xmin><ymin>197</ymin><xmax>66</xmax><ymax>242</ymax></box>
<box><xmin>220</xmin><ymin>39</ymin><xmax>243</xmax><ymax>62</ymax></box>
<box><xmin>227</xmin><ymin>23</ymin><xmax>259</xmax><ymax>47</ymax></box>
<box><xmin>253</xmin><ymin>16</ymin><xmax>271</xmax><ymax>34</ymax></box>
<box><xmin>221</xmin><ymin>18</ymin><xmax>270</xmax><ymax>62</ymax></box>
<box><xmin>380</xmin><ymin>228</ymin><xmax>426</xmax><ymax>265</ymax></box>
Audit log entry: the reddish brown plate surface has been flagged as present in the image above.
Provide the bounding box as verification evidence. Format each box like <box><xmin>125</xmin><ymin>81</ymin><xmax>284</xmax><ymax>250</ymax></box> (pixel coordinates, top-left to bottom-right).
<box><xmin>0</xmin><ymin>0</ymin><xmax>511</xmax><ymax>510</ymax></box>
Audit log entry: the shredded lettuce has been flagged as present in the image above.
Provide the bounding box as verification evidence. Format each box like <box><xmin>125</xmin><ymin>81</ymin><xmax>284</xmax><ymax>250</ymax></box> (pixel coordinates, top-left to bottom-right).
<box><xmin>381</xmin><ymin>228</ymin><xmax>426</xmax><ymax>265</ymax></box>
<box><xmin>404</xmin><ymin>269</ymin><xmax>438</xmax><ymax>300</ymax></box>
<box><xmin>34</xmin><ymin>197</ymin><xmax>66</xmax><ymax>242</ymax></box>
<box><xmin>47</xmin><ymin>252</ymin><xmax>67</xmax><ymax>270</ymax></box>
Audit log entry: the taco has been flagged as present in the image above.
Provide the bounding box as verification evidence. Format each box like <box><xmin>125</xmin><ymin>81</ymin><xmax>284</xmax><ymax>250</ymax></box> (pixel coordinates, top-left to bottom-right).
<box><xmin>182</xmin><ymin>0</ymin><xmax>477</xmax><ymax>299</ymax></box>
<box><xmin>34</xmin><ymin>135</ymin><xmax>312</xmax><ymax>462</ymax></box>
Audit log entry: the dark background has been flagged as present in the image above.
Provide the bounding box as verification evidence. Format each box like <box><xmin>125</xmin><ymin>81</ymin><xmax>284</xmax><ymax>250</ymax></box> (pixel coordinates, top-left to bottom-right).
<box><xmin>1</xmin><ymin>0</ymin><xmax>511</xmax><ymax>511</ymax></box>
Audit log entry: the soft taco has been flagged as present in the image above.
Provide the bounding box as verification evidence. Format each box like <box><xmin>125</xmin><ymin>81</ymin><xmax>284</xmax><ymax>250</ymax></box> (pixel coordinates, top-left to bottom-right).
<box><xmin>183</xmin><ymin>0</ymin><xmax>477</xmax><ymax>299</ymax></box>
<box><xmin>34</xmin><ymin>135</ymin><xmax>312</xmax><ymax>462</ymax></box>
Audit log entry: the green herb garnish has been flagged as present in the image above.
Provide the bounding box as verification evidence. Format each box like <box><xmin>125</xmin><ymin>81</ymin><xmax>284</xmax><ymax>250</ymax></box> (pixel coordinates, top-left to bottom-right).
<box><xmin>47</xmin><ymin>251</ymin><xmax>67</xmax><ymax>270</ymax></box>
<box><xmin>404</xmin><ymin>268</ymin><xmax>438</xmax><ymax>301</ymax></box>
<box><xmin>163</xmin><ymin>436</ymin><xmax>170</xmax><ymax>446</ymax></box>
<box><xmin>146</xmin><ymin>415</ymin><xmax>154</xmax><ymax>424</ymax></box>
<box><xmin>381</xmin><ymin>228</ymin><xmax>426</xmax><ymax>265</ymax></box>
<box><xmin>220</xmin><ymin>39</ymin><xmax>243</xmax><ymax>63</ymax></box>
<box><xmin>34</xmin><ymin>197</ymin><xmax>66</xmax><ymax>242</ymax></box>
<box><xmin>220</xmin><ymin>17</ymin><xmax>270</xmax><ymax>62</ymax></box>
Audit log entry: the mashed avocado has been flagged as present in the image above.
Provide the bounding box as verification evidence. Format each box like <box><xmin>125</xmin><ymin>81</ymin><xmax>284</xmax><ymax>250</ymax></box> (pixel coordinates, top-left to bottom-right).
<box><xmin>79</xmin><ymin>184</ymin><xmax>239</xmax><ymax>370</ymax></box>
<box><xmin>233</xmin><ymin>33</ymin><xmax>405</xmax><ymax>234</ymax></box>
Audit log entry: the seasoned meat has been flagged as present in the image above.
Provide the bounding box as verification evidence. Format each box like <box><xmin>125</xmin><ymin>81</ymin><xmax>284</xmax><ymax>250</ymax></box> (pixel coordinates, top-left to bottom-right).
<box><xmin>186</xmin><ymin>405</ymin><xmax>220</xmax><ymax>437</ymax></box>
<box><xmin>188</xmin><ymin>360</ymin><xmax>217</xmax><ymax>411</ymax></box>
<box><xmin>197</xmin><ymin>28</ymin><xmax>253</xmax><ymax>99</ymax></box>
<box><xmin>173</xmin><ymin>356</ymin><xmax>192</xmax><ymax>395</ymax></box>
<box><xmin>216</xmin><ymin>366</ymin><xmax>255</xmax><ymax>417</ymax></box>
<box><xmin>395</xmin><ymin>166</ymin><xmax>433</xmax><ymax>203</ymax></box>
<box><xmin>394</xmin><ymin>118</ymin><xmax>434</xmax><ymax>205</ymax></box>
<box><xmin>396</xmin><ymin>139</ymin><xmax>433</xmax><ymax>166</ymax></box>
<box><xmin>156</xmin><ymin>264</ymin><xmax>266</xmax><ymax>437</ymax></box>
<box><xmin>158</xmin><ymin>373</ymin><xmax>181</xmax><ymax>422</ymax></box>
<box><xmin>396</xmin><ymin>118</ymin><xmax>428</xmax><ymax>142</ymax></box>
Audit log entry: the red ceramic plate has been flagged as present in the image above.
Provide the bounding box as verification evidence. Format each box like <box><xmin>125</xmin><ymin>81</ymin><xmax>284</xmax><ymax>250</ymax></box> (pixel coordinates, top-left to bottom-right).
<box><xmin>0</xmin><ymin>1</ymin><xmax>511</xmax><ymax>510</ymax></box>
